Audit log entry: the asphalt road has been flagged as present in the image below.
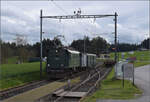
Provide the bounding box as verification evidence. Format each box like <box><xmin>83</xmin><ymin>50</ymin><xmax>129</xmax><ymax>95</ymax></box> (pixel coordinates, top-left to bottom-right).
<box><xmin>97</xmin><ymin>64</ymin><xmax>150</xmax><ymax>102</ymax></box>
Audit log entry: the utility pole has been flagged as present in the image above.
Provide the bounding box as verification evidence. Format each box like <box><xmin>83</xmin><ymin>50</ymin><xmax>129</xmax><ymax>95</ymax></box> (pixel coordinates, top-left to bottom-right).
<box><xmin>118</xmin><ymin>40</ymin><xmax>119</xmax><ymax>62</ymax></box>
<box><xmin>84</xmin><ymin>35</ymin><xmax>86</xmax><ymax>53</ymax></box>
<box><xmin>114</xmin><ymin>12</ymin><xmax>118</xmax><ymax>63</ymax></box>
<box><xmin>40</xmin><ymin>9</ymin><xmax>43</xmax><ymax>78</ymax></box>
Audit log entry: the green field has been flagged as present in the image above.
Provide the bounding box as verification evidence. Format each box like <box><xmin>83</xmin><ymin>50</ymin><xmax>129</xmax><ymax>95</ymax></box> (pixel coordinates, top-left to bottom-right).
<box><xmin>82</xmin><ymin>68</ymin><xmax>142</xmax><ymax>102</ymax></box>
<box><xmin>0</xmin><ymin>62</ymin><xmax>46</xmax><ymax>90</ymax></box>
<box><xmin>6</xmin><ymin>56</ymin><xmax>18</xmax><ymax>64</ymax></box>
<box><xmin>110</xmin><ymin>50</ymin><xmax>150</xmax><ymax>67</ymax></box>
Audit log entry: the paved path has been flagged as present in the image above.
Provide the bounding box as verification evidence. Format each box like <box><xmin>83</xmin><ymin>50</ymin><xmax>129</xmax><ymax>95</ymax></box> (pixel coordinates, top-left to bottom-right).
<box><xmin>97</xmin><ymin>64</ymin><xmax>150</xmax><ymax>102</ymax></box>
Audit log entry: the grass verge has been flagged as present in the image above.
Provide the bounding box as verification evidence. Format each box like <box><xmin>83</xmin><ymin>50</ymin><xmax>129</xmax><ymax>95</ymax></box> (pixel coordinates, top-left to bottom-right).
<box><xmin>0</xmin><ymin>72</ymin><xmax>46</xmax><ymax>90</ymax></box>
<box><xmin>134</xmin><ymin>61</ymin><xmax>150</xmax><ymax>67</ymax></box>
<box><xmin>0</xmin><ymin>62</ymin><xmax>46</xmax><ymax>79</ymax></box>
<box><xmin>110</xmin><ymin>51</ymin><xmax>150</xmax><ymax>61</ymax></box>
<box><xmin>82</xmin><ymin>68</ymin><xmax>142</xmax><ymax>102</ymax></box>
<box><xmin>0</xmin><ymin>62</ymin><xmax>46</xmax><ymax>90</ymax></box>
<box><xmin>110</xmin><ymin>51</ymin><xmax>150</xmax><ymax>67</ymax></box>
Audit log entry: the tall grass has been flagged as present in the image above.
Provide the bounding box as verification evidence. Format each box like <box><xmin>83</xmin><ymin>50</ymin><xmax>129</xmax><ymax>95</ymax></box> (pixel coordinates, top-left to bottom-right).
<box><xmin>0</xmin><ymin>62</ymin><xmax>46</xmax><ymax>90</ymax></box>
<box><xmin>0</xmin><ymin>62</ymin><xmax>46</xmax><ymax>79</ymax></box>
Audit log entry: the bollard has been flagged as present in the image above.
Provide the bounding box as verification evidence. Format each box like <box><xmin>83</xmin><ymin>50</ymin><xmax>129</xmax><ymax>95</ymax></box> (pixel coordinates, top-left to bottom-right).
<box><xmin>67</xmin><ymin>79</ymin><xmax>71</xmax><ymax>90</ymax></box>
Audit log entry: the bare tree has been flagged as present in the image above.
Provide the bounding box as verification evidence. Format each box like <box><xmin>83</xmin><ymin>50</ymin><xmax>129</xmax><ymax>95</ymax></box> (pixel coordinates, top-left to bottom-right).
<box><xmin>14</xmin><ymin>34</ymin><xmax>28</xmax><ymax>63</ymax></box>
<box><xmin>14</xmin><ymin>34</ymin><xmax>27</xmax><ymax>46</ymax></box>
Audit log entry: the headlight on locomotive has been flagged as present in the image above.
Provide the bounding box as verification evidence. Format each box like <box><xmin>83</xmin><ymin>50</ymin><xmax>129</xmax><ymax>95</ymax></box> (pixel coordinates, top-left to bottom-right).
<box><xmin>61</xmin><ymin>64</ymin><xmax>64</xmax><ymax>67</ymax></box>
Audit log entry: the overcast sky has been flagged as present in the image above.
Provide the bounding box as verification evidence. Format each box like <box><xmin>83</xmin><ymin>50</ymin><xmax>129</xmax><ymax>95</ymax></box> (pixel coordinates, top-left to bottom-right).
<box><xmin>1</xmin><ymin>1</ymin><xmax>149</xmax><ymax>45</ymax></box>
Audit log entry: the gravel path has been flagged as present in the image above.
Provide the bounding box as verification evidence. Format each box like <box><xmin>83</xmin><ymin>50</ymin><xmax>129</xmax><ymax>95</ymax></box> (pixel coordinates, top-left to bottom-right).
<box><xmin>97</xmin><ymin>64</ymin><xmax>150</xmax><ymax>102</ymax></box>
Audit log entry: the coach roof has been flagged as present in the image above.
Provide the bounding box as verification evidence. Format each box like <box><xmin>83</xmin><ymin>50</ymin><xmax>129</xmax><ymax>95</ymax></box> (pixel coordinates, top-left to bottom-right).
<box><xmin>67</xmin><ymin>49</ymin><xmax>80</xmax><ymax>54</ymax></box>
<box><xmin>87</xmin><ymin>53</ymin><xmax>96</xmax><ymax>56</ymax></box>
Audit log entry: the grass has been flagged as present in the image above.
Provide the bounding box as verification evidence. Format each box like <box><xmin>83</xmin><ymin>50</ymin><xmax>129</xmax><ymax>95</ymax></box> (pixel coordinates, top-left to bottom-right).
<box><xmin>0</xmin><ymin>62</ymin><xmax>46</xmax><ymax>90</ymax></box>
<box><xmin>4</xmin><ymin>77</ymin><xmax>81</xmax><ymax>102</ymax></box>
<box><xmin>134</xmin><ymin>61</ymin><xmax>150</xmax><ymax>67</ymax></box>
<box><xmin>70</xmin><ymin>77</ymin><xmax>80</xmax><ymax>85</ymax></box>
<box><xmin>96</xmin><ymin>58</ymin><xmax>106</xmax><ymax>64</ymax></box>
<box><xmin>7</xmin><ymin>56</ymin><xmax>18</xmax><ymax>64</ymax></box>
<box><xmin>110</xmin><ymin>50</ymin><xmax>150</xmax><ymax>61</ymax></box>
<box><xmin>0</xmin><ymin>62</ymin><xmax>80</xmax><ymax>90</ymax></box>
<box><xmin>82</xmin><ymin>68</ymin><xmax>142</xmax><ymax>102</ymax></box>
<box><xmin>0</xmin><ymin>72</ymin><xmax>44</xmax><ymax>90</ymax></box>
<box><xmin>110</xmin><ymin>50</ymin><xmax>150</xmax><ymax>67</ymax></box>
<box><xmin>0</xmin><ymin>62</ymin><xmax>46</xmax><ymax>79</ymax></box>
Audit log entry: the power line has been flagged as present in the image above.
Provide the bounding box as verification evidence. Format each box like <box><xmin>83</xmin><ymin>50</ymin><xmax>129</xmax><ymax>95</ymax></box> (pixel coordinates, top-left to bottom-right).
<box><xmin>49</xmin><ymin>0</ymin><xmax>70</xmax><ymax>45</ymax></box>
<box><xmin>40</xmin><ymin>10</ymin><xmax>118</xmax><ymax>78</ymax></box>
<box><xmin>50</xmin><ymin>0</ymin><xmax>69</xmax><ymax>15</ymax></box>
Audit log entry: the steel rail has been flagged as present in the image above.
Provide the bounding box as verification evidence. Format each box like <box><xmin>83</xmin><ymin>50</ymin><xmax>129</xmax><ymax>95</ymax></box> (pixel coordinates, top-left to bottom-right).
<box><xmin>34</xmin><ymin>63</ymin><xmax>104</xmax><ymax>102</ymax></box>
<box><xmin>35</xmin><ymin>69</ymin><xmax>91</xmax><ymax>102</ymax></box>
<box><xmin>0</xmin><ymin>80</ymin><xmax>49</xmax><ymax>100</ymax></box>
<box><xmin>0</xmin><ymin>80</ymin><xmax>44</xmax><ymax>93</ymax></box>
<box><xmin>1</xmin><ymin>68</ymin><xmax>91</xmax><ymax>101</ymax></box>
<box><xmin>54</xmin><ymin>67</ymin><xmax>103</xmax><ymax>102</ymax></box>
<box><xmin>79</xmin><ymin>68</ymin><xmax>112</xmax><ymax>102</ymax></box>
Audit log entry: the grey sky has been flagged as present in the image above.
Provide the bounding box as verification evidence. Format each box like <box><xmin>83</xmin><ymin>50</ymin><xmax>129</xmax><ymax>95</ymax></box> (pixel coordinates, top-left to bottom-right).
<box><xmin>1</xmin><ymin>1</ymin><xmax>149</xmax><ymax>45</ymax></box>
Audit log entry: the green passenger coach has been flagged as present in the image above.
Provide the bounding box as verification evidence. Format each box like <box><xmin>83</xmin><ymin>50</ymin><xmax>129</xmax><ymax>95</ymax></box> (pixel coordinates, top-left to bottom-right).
<box><xmin>67</xmin><ymin>49</ymin><xmax>80</xmax><ymax>68</ymax></box>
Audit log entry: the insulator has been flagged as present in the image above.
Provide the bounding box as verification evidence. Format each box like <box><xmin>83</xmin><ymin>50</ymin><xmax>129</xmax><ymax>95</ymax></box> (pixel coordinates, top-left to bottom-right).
<box><xmin>59</xmin><ymin>19</ymin><xmax>61</xmax><ymax>22</ymax></box>
<box><xmin>93</xmin><ymin>18</ymin><xmax>96</xmax><ymax>23</ymax></box>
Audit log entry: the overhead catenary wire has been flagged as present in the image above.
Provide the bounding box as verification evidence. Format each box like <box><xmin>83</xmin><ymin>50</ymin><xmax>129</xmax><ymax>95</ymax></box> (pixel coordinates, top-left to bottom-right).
<box><xmin>50</xmin><ymin>0</ymin><xmax>69</xmax><ymax>15</ymax></box>
<box><xmin>39</xmin><ymin>10</ymin><xmax>118</xmax><ymax>79</ymax></box>
<box><xmin>50</xmin><ymin>1</ymin><xmax>100</xmax><ymax>37</ymax></box>
<box><xmin>48</xmin><ymin>2</ymin><xmax>115</xmax><ymax>46</ymax></box>
<box><xmin>49</xmin><ymin>1</ymin><xmax>91</xmax><ymax>45</ymax></box>
<box><xmin>48</xmin><ymin>0</ymin><xmax>70</xmax><ymax>45</ymax></box>
<box><xmin>50</xmin><ymin>1</ymin><xmax>91</xmax><ymax>35</ymax></box>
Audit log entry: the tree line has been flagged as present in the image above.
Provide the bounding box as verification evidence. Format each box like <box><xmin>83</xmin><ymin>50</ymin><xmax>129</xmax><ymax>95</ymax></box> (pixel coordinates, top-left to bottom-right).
<box><xmin>0</xmin><ymin>37</ymin><xmax>149</xmax><ymax>64</ymax></box>
<box><xmin>141</xmin><ymin>38</ymin><xmax>150</xmax><ymax>49</ymax></box>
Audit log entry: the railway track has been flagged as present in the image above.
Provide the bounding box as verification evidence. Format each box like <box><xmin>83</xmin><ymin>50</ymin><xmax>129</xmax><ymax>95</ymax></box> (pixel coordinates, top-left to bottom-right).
<box><xmin>36</xmin><ymin>66</ymin><xmax>112</xmax><ymax>102</ymax></box>
<box><xmin>0</xmin><ymin>68</ymin><xmax>91</xmax><ymax>101</ymax></box>
<box><xmin>0</xmin><ymin>80</ymin><xmax>51</xmax><ymax>100</ymax></box>
<box><xmin>1</xmin><ymin>63</ymin><xmax>105</xmax><ymax>102</ymax></box>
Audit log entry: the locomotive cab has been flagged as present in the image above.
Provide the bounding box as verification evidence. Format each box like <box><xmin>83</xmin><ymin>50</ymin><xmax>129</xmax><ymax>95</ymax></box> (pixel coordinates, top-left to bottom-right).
<box><xmin>46</xmin><ymin>47</ymin><xmax>68</xmax><ymax>72</ymax></box>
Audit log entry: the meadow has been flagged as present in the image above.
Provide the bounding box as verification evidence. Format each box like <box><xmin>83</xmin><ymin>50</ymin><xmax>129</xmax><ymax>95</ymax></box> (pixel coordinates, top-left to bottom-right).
<box><xmin>6</xmin><ymin>56</ymin><xmax>19</xmax><ymax>64</ymax></box>
<box><xmin>0</xmin><ymin>62</ymin><xmax>46</xmax><ymax>90</ymax></box>
<box><xmin>110</xmin><ymin>50</ymin><xmax>150</xmax><ymax>67</ymax></box>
